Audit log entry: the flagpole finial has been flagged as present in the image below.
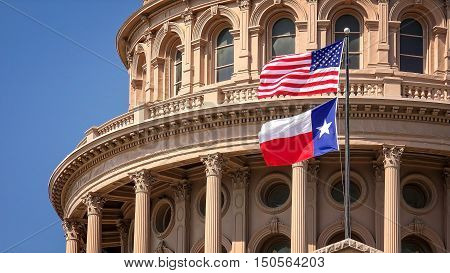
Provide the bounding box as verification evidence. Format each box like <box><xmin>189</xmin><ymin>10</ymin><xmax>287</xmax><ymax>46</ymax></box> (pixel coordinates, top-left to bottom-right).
<box><xmin>344</xmin><ymin>28</ymin><xmax>350</xmax><ymax>34</ymax></box>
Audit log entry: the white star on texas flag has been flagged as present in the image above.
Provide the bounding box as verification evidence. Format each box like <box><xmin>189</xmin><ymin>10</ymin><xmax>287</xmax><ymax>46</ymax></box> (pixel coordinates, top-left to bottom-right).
<box><xmin>316</xmin><ymin>119</ymin><xmax>332</xmax><ymax>138</ymax></box>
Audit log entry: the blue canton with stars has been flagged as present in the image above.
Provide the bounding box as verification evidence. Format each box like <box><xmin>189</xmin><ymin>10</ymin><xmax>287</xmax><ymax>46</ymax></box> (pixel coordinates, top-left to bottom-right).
<box><xmin>310</xmin><ymin>40</ymin><xmax>344</xmax><ymax>72</ymax></box>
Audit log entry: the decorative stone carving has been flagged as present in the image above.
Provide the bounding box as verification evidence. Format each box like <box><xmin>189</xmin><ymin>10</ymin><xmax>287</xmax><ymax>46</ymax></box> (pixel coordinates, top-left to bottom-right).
<box><xmin>116</xmin><ymin>219</ymin><xmax>131</xmax><ymax>241</ymax></box>
<box><xmin>210</xmin><ymin>5</ymin><xmax>219</xmax><ymax>16</ymax></box>
<box><xmin>307</xmin><ymin>159</ymin><xmax>319</xmax><ymax>182</ymax></box>
<box><xmin>82</xmin><ymin>193</ymin><xmax>106</xmax><ymax>216</ymax></box>
<box><xmin>62</xmin><ymin>219</ymin><xmax>84</xmax><ymax>241</ymax></box>
<box><xmin>315</xmin><ymin>239</ymin><xmax>382</xmax><ymax>253</ymax></box>
<box><xmin>406</xmin><ymin>218</ymin><xmax>425</xmax><ymax>234</ymax></box>
<box><xmin>238</xmin><ymin>0</ymin><xmax>251</xmax><ymax>10</ymax></box>
<box><xmin>381</xmin><ymin>145</ymin><xmax>405</xmax><ymax>168</ymax></box>
<box><xmin>230</xmin><ymin>169</ymin><xmax>249</xmax><ymax>189</ymax></box>
<box><xmin>173</xmin><ymin>180</ymin><xmax>191</xmax><ymax>201</ymax></box>
<box><xmin>444</xmin><ymin>168</ymin><xmax>450</xmax><ymax>188</ymax></box>
<box><xmin>129</xmin><ymin>170</ymin><xmax>156</xmax><ymax>193</ymax></box>
<box><xmin>373</xmin><ymin>162</ymin><xmax>384</xmax><ymax>182</ymax></box>
<box><xmin>269</xmin><ymin>217</ymin><xmax>281</xmax><ymax>234</ymax></box>
<box><xmin>182</xmin><ymin>8</ymin><xmax>194</xmax><ymax>24</ymax></box>
<box><xmin>201</xmin><ymin>153</ymin><xmax>224</xmax><ymax>177</ymax></box>
<box><xmin>155</xmin><ymin>240</ymin><xmax>174</xmax><ymax>253</ymax></box>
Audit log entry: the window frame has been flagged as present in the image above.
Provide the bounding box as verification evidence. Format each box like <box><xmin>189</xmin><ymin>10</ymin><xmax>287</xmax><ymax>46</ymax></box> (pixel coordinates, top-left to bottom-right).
<box><xmin>172</xmin><ymin>49</ymin><xmax>182</xmax><ymax>96</ymax></box>
<box><xmin>214</xmin><ymin>27</ymin><xmax>234</xmax><ymax>83</ymax></box>
<box><xmin>332</xmin><ymin>13</ymin><xmax>363</xmax><ymax>69</ymax></box>
<box><xmin>267</xmin><ymin>14</ymin><xmax>297</xmax><ymax>61</ymax></box>
<box><xmin>399</xmin><ymin>17</ymin><xmax>425</xmax><ymax>74</ymax></box>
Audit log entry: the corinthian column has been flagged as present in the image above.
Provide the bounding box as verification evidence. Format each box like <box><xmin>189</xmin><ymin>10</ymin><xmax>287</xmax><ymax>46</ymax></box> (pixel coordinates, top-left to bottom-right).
<box><xmin>62</xmin><ymin>219</ymin><xmax>84</xmax><ymax>253</ymax></box>
<box><xmin>129</xmin><ymin>170</ymin><xmax>155</xmax><ymax>253</ymax></box>
<box><xmin>382</xmin><ymin>145</ymin><xmax>404</xmax><ymax>253</ymax></box>
<box><xmin>230</xmin><ymin>169</ymin><xmax>249</xmax><ymax>253</ymax></box>
<box><xmin>291</xmin><ymin>161</ymin><xmax>308</xmax><ymax>253</ymax></box>
<box><xmin>82</xmin><ymin>193</ymin><xmax>106</xmax><ymax>253</ymax></box>
<box><xmin>201</xmin><ymin>153</ymin><xmax>224</xmax><ymax>253</ymax></box>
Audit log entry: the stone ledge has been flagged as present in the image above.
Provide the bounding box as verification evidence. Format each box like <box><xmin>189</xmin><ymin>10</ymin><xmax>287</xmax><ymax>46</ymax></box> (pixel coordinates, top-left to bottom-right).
<box><xmin>314</xmin><ymin>239</ymin><xmax>383</xmax><ymax>253</ymax></box>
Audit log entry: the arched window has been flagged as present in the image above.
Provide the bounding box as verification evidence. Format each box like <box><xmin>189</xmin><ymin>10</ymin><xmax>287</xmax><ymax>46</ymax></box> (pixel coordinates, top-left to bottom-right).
<box><xmin>215</xmin><ymin>28</ymin><xmax>234</xmax><ymax>82</ymax></box>
<box><xmin>401</xmin><ymin>235</ymin><xmax>432</xmax><ymax>253</ymax></box>
<box><xmin>335</xmin><ymin>15</ymin><xmax>361</xmax><ymax>69</ymax></box>
<box><xmin>258</xmin><ymin>234</ymin><xmax>291</xmax><ymax>253</ymax></box>
<box><xmin>271</xmin><ymin>18</ymin><xmax>295</xmax><ymax>58</ymax></box>
<box><xmin>400</xmin><ymin>19</ymin><xmax>423</xmax><ymax>73</ymax></box>
<box><xmin>173</xmin><ymin>50</ymin><xmax>182</xmax><ymax>95</ymax></box>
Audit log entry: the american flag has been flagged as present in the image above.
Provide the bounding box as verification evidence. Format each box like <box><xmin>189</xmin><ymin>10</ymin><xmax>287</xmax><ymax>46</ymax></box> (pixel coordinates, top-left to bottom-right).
<box><xmin>257</xmin><ymin>41</ymin><xmax>344</xmax><ymax>98</ymax></box>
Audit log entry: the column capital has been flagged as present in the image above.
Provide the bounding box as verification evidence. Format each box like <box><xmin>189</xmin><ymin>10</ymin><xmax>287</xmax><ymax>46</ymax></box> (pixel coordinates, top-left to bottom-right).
<box><xmin>129</xmin><ymin>170</ymin><xmax>156</xmax><ymax>193</ymax></box>
<box><xmin>307</xmin><ymin>159</ymin><xmax>320</xmax><ymax>183</ymax></box>
<box><xmin>116</xmin><ymin>219</ymin><xmax>131</xmax><ymax>241</ymax></box>
<box><xmin>293</xmin><ymin>160</ymin><xmax>308</xmax><ymax>169</ymax></box>
<box><xmin>82</xmin><ymin>193</ymin><xmax>106</xmax><ymax>216</ymax></box>
<box><xmin>172</xmin><ymin>180</ymin><xmax>192</xmax><ymax>201</ymax></box>
<box><xmin>182</xmin><ymin>8</ymin><xmax>195</xmax><ymax>25</ymax></box>
<box><xmin>62</xmin><ymin>219</ymin><xmax>84</xmax><ymax>241</ymax></box>
<box><xmin>201</xmin><ymin>153</ymin><xmax>225</xmax><ymax>177</ymax></box>
<box><xmin>373</xmin><ymin>161</ymin><xmax>384</xmax><ymax>182</ymax></box>
<box><xmin>230</xmin><ymin>168</ymin><xmax>249</xmax><ymax>189</ymax></box>
<box><xmin>381</xmin><ymin>145</ymin><xmax>405</xmax><ymax>168</ymax></box>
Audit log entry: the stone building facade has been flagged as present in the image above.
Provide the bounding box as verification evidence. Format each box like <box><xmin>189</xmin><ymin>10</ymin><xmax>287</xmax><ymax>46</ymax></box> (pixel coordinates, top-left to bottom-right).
<box><xmin>51</xmin><ymin>0</ymin><xmax>450</xmax><ymax>253</ymax></box>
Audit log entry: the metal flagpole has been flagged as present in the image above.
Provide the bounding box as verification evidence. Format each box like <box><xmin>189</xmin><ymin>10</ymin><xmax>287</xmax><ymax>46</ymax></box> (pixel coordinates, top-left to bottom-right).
<box><xmin>344</xmin><ymin>28</ymin><xmax>351</xmax><ymax>239</ymax></box>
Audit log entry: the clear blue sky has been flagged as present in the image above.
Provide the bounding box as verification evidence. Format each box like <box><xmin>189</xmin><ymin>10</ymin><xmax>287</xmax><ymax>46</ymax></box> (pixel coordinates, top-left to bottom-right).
<box><xmin>0</xmin><ymin>0</ymin><xmax>140</xmax><ymax>252</ymax></box>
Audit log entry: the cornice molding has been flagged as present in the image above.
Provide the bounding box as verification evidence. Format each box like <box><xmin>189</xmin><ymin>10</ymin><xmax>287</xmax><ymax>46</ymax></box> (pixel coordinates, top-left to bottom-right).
<box><xmin>50</xmin><ymin>96</ymin><xmax>450</xmax><ymax>218</ymax></box>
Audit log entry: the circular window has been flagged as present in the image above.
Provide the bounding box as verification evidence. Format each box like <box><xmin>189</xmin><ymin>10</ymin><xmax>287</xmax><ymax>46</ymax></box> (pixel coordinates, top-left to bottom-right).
<box><xmin>256</xmin><ymin>173</ymin><xmax>291</xmax><ymax>214</ymax></box>
<box><xmin>152</xmin><ymin>199</ymin><xmax>174</xmax><ymax>238</ymax></box>
<box><xmin>401</xmin><ymin>235</ymin><xmax>432</xmax><ymax>253</ymax></box>
<box><xmin>325</xmin><ymin>172</ymin><xmax>367</xmax><ymax>210</ymax></box>
<box><xmin>258</xmin><ymin>235</ymin><xmax>291</xmax><ymax>253</ymax></box>
<box><xmin>330</xmin><ymin>181</ymin><xmax>361</xmax><ymax>204</ymax></box>
<box><xmin>400</xmin><ymin>174</ymin><xmax>437</xmax><ymax>214</ymax></box>
<box><xmin>197</xmin><ymin>186</ymin><xmax>230</xmax><ymax>219</ymax></box>
<box><xmin>264</xmin><ymin>182</ymin><xmax>290</xmax><ymax>208</ymax></box>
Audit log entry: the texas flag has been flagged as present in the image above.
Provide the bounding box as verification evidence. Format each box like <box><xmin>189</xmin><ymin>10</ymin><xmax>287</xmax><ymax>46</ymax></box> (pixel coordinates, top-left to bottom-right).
<box><xmin>258</xmin><ymin>98</ymin><xmax>339</xmax><ymax>166</ymax></box>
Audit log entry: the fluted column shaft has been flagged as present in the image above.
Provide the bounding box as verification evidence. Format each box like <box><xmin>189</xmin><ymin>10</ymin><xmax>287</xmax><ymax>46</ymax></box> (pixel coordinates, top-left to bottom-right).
<box><xmin>291</xmin><ymin>161</ymin><xmax>308</xmax><ymax>253</ymax></box>
<box><xmin>201</xmin><ymin>153</ymin><xmax>224</xmax><ymax>253</ymax></box>
<box><xmin>82</xmin><ymin>193</ymin><xmax>106</xmax><ymax>253</ymax></box>
<box><xmin>173</xmin><ymin>181</ymin><xmax>191</xmax><ymax>253</ymax></box>
<box><xmin>382</xmin><ymin>146</ymin><xmax>404</xmax><ymax>253</ymax></box>
<box><xmin>231</xmin><ymin>169</ymin><xmax>249</xmax><ymax>253</ymax></box>
<box><xmin>130</xmin><ymin>170</ymin><xmax>155</xmax><ymax>253</ymax></box>
<box><xmin>117</xmin><ymin>219</ymin><xmax>131</xmax><ymax>253</ymax></box>
<box><xmin>62</xmin><ymin>219</ymin><xmax>84</xmax><ymax>253</ymax></box>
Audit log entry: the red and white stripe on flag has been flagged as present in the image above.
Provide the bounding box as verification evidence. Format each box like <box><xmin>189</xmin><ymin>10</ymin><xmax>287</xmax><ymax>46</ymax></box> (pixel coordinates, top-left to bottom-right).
<box><xmin>257</xmin><ymin>41</ymin><xmax>344</xmax><ymax>98</ymax></box>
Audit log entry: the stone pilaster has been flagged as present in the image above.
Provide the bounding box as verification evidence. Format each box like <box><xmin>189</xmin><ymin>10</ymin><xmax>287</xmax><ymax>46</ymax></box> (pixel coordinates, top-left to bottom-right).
<box><xmin>116</xmin><ymin>219</ymin><xmax>131</xmax><ymax>253</ymax></box>
<box><xmin>248</xmin><ymin>26</ymin><xmax>262</xmax><ymax>80</ymax></box>
<box><xmin>129</xmin><ymin>170</ymin><xmax>155</xmax><ymax>253</ymax></box>
<box><xmin>306</xmin><ymin>160</ymin><xmax>319</xmax><ymax>252</ymax></box>
<box><xmin>373</xmin><ymin>162</ymin><xmax>384</xmax><ymax>251</ymax></box>
<box><xmin>181</xmin><ymin>9</ymin><xmax>194</xmax><ymax>94</ymax></box>
<box><xmin>62</xmin><ymin>219</ymin><xmax>84</xmax><ymax>253</ymax></box>
<box><xmin>306</xmin><ymin>0</ymin><xmax>318</xmax><ymax>50</ymax></box>
<box><xmin>230</xmin><ymin>168</ymin><xmax>249</xmax><ymax>253</ymax></box>
<box><xmin>444</xmin><ymin>168</ymin><xmax>450</xmax><ymax>253</ymax></box>
<box><xmin>234</xmin><ymin>0</ymin><xmax>251</xmax><ymax>82</ymax></box>
<box><xmin>381</xmin><ymin>145</ymin><xmax>404</xmax><ymax>253</ymax></box>
<box><xmin>172</xmin><ymin>180</ymin><xmax>191</xmax><ymax>253</ymax></box>
<box><xmin>201</xmin><ymin>153</ymin><xmax>224</xmax><ymax>253</ymax></box>
<box><xmin>82</xmin><ymin>193</ymin><xmax>106</xmax><ymax>253</ymax></box>
<box><xmin>191</xmin><ymin>39</ymin><xmax>207</xmax><ymax>90</ymax></box>
<box><xmin>151</xmin><ymin>57</ymin><xmax>165</xmax><ymax>101</ymax></box>
<box><xmin>377</xmin><ymin>0</ymin><xmax>389</xmax><ymax>67</ymax></box>
<box><xmin>291</xmin><ymin>161</ymin><xmax>308</xmax><ymax>253</ymax></box>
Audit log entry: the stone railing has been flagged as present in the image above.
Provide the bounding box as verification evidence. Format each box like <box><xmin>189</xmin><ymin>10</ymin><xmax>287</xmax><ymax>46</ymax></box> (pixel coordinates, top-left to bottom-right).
<box><xmin>220</xmin><ymin>80</ymin><xmax>384</xmax><ymax>104</ymax></box>
<box><xmin>401</xmin><ymin>82</ymin><xmax>449</xmax><ymax>101</ymax></box>
<box><xmin>97</xmin><ymin>111</ymin><xmax>135</xmax><ymax>136</ymax></box>
<box><xmin>147</xmin><ymin>94</ymin><xmax>204</xmax><ymax>118</ymax></box>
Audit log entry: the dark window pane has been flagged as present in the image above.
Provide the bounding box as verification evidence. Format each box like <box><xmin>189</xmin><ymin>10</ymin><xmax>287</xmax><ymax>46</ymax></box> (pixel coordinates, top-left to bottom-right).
<box><xmin>335</xmin><ymin>15</ymin><xmax>360</xmax><ymax>33</ymax></box>
<box><xmin>402</xmin><ymin>236</ymin><xmax>432</xmax><ymax>253</ymax></box>
<box><xmin>400</xmin><ymin>19</ymin><xmax>423</xmax><ymax>36</ymax></box>
<box><xmin>400</xmin><ymin>36</ymin><xmax>423</xmax><ymax>56</ymax></box>
<box><xmin>264</xmin><ymin>183</ymin><xmax>290</xmax><ymax>208</ymax></box>
<box><xmin>335</xmin><ymin>34</ymin><xmax>360</xmax><ymax>53</ymax></box>
<box><xmin>331</xmin><ymin>181</ymin><xmax>361</xmax><ymax>204</ymax></box>
<box><xmin>217</xmin><ymin>46</ymin><xmax>233</xmax><ymax>67</ymax></box>
<box><xmin>217</xmin><ymin>65</ymin><xmax>233</xmax><ymax>82</ymax></box>
<box><xmin>217</xmin><ymin>28</ymin><xmax>233</xmax><ymax>47</ymax></box>
<box><xmin>272</xmin><ymin>18</ymin><xmax>295</xmax><ymax>37</ymax></box>
<box><xmin>348</xmin><ymin>54</ymin><xmax>360</xmax><ymax>69</ymax></box>
<box><xmin>175</xmin><ymin>50</ymin><xmax>182</xmax><ymax>62</ymax></box>
<box><xmin>403</xmin><ymin>183</ymin><xmax>428</xmax><ymax>209</ymax></box>
<box><xmin>400</xmin><ymin>55</ymin><xmax>423</xmax><ymax>73</ymax></box>
<box><xmin>272</xmin><ymin>36</ymin><xmax>295</xmax><ymax>57</ymax></box>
